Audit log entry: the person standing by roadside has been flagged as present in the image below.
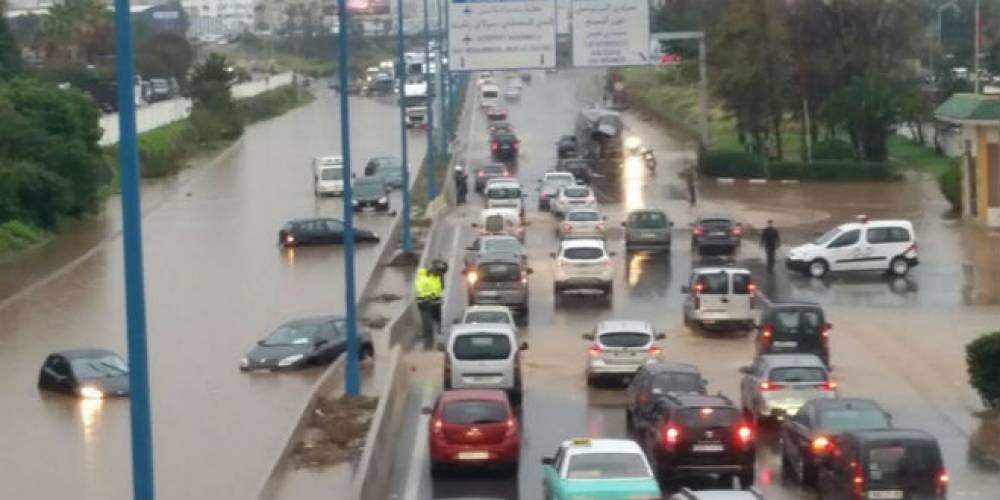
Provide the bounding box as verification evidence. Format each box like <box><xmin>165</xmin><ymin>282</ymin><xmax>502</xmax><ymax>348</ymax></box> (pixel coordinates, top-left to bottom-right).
<box><xmin>453</xmin><ymin>165</ymin><xmax>468</xmax><ymax>205</ymax></box>
<box><xmin>760</xmin><ymin>220</ymin><xmax>781</xmax><ymax>272</ymax></box>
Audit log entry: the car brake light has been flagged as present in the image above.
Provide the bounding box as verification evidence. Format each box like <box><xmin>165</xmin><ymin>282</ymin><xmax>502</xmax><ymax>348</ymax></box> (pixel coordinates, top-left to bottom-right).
<box><xmin>822</xmin><ymin>324</ymin><xmax>831</xmax><ymax>341</ymax></box>
<box><xmin>466</xmin><ymin>272</ymin><xmax>478</xmax><ymax>285</ymax></box>
<box><xmin>747</xmin><ymin>282</ymin><xmax>756</xmax><ymax>293</ymax></box>
<box><xmin>662</xmin><ymin>425</ymin><xmax>680</xmax><ymax>446</ymax></box>
<box><xmin>477</xmin><ymin>170</ymin><xmax>484</xmax><ymax>177</ymax></box>
<box><xmin>588</xmin><ymin>344</ymin><xmax>602</xmax><ymax>356</ymax></box>
<box><xmin>760</xmin><ymin>381</ymin><xmax>784</xmax><ymax>391</ymax></box>
<box><xmin>432</xmin><ymin>418</ymin><xmax>443</xmax><ymax>434</ymax></box>
<box><xmin>937</xmin><ymin>470</ymin><xmax>949</xmax><ymax>495</ymax></box>
<box><xmin>491</xmin><ymin>142</ymin><xmax>498</xmax><ymax>150</ymax></box>
<box><xmin>596</xmin><ymin>223</ymin><xmax>605</xmax><ymax>231</ymax></box>
<box><xmin>812</xmin><ymin>436</ymin><xmax>831</xmax><ymax>452</ymax></box>
<box><xmin>286</xmin><ymin>234</ymin><xmax>295</xmax><ymax>243</ymax></box>
<box><xmin>562</xmin><ymin>223</ymin><xmax>572</xmax><ymax>232</ymax></box>
<box><xmin>819</xmin><ymin>380</ymin><xmax>838</xmax><ymax>391</ymax></box>
<box><xmin>693</xmin><ymin>282</ymin><xmax>704</xmax><ymax>294</ymax></box>
<box><xmin>505</xmin><ymin>417</ymin><xmax>517</xmax><ymax>437</ymax></box>
<box><xmin>732</xmin><ymin>225</ymin><xmax>743</xmax><ymax>237</ymax></box>
<box><xmin>692</xmin><ymin>225</ymin><xmax>704</xmax><ymax>236</ymax></box>
<box><xmin>502</xmin><ymin>170</ymin><xmax>510</xmax><ymax>176</ymax></box>
<box><xmin>602</xmin><ymin>259</ymin><xmax>612</xmax><ymax>267</ymax></box>
<box><xmin>737</xmin><ymin>423</ymin><xmax>753</xmax><ymax>445</ymax></box>
<box><xmin>761</xmin><ymin>326</ymin><xmax>773</xmax><ymax>340</ymax></box>
<box><xmin>852</xmin><ymin>463</ymin><xmax>864</xmax><ymax>499</ymax></box>
<box><xmin>648</xmin><ymin>345</ymin><xmax>662</xmax><ymax>356</ymax></box>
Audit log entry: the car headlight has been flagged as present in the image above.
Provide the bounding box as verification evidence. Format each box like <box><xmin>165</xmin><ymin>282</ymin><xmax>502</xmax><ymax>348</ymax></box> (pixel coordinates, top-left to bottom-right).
<box><xmin>351</xmin><ymin>199</ymin><xmax>358</xmax><ymax>205</ymax></box>
<box><xmin>277</xmin><ymin>354</ymin><xmax>304</xmax><ymax>367</ymax></box>
<box><xmin>239</xmin><ymin>357</ymin><xmax>249</xmax><ymax>368</ymax></box>
<box><xmin>378</xmin><ymin>197</ymin><xmax>388</xmax><ymax>204</ymax></box>
<box><xmin>79</xmin><ymin>386</ymin><xmax>104</xmax><ymax>399</ymax></box>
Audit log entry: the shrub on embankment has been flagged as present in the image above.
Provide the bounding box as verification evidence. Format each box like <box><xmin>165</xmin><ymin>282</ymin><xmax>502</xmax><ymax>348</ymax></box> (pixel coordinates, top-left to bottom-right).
<box><xmin>700</xmin><ymin>149</ymin><xmax>900</xmax><ymax>181</ymax></box>
<box><xmin>968</xmin><ymin>331</ymin><xmax>1000</xmax><ymax>410</ymax></box>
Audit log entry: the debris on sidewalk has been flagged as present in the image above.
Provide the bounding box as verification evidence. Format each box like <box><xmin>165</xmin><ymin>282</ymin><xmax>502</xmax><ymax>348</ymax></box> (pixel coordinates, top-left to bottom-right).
<box><xmin>288</xmin><ymin>395</ymin><xmax>378</xmax><ymax>469</ymax></box>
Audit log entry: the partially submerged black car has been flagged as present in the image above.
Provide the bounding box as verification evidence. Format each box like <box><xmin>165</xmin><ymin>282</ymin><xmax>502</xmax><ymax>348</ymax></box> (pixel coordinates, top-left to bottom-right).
<box><xmin>241</xmin><ymin>316</ymin><xmax>374</xmax><ymax>371</ymax></box>
<box><xmin>278</xmin><ymin>218</ymin><xmax>379</xmax><ymax>247</ymax></box>
<box><xmin>38</xmin><ymin>349</ymin><xmax>129</xmax><ymax>399</ymax></box>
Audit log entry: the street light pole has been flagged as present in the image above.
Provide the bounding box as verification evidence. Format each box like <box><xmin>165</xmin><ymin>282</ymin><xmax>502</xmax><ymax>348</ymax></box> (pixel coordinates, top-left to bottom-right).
<box><xmin>336</xmin><ymin>0</ymin><xmax>361</xmax><ymax>396</ymax></box>
<box><xmin>112</xmin><ymin>0</ymin><xmax>156</xmax><ymax>497</ymax></box>
<box><xmin>424</xmin><ymin>0</ymin><xmax>437</xmax><ymax>200</ymax></box>
<box><xmin>974</xmin><ymin>0</ymin><xmax>981</xmax><ymax>94</ymax></box>
<box><xmin>397</xmin><ymin>0</ymin><xmax>412</xmax><ymax>254</ymax></box>
<box><xmin>438</xmin><ymin>0</ymin><xmax>448</xmax><ymax>156</ymax></box>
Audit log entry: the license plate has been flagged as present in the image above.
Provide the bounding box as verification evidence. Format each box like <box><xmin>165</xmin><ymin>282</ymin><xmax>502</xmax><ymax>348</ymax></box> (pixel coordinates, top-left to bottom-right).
<box><xmin>479</xmin><ymin>291</ymin><xmax>499</xmax><ymax>297</ymax></box>
<box><xmin>457</xmin><ymin>451</ymin><xmax>489</xmax><ymax>460</ymax></box>
<box><xmin>867</xmin><ymin>491</ymin><xmax>904</xmax><ymax>500</ymax></box>
<box><xmin>642</xmin><ymin>232</ymin><xmax>658</xmax><ymax>238</ymax></box>
<box><xmin>774</xmin><ymin>341</ymin><xmax>797</xmax><ymax>348</ymax></box>
<box><xmin>710</xmin><ymin>231</ymin><xmax>726</xmax><ymax>236</ymax></box>
<box><xmin>692</xmin><ymin>443</ymin><xmax>724</xmax><ymax>452</ymax></box>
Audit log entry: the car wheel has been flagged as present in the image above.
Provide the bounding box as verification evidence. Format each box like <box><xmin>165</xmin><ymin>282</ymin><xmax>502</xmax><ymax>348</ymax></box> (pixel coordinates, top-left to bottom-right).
<box><xmin>809</xmin><ymin>259</ymin><xmax>829</xmax><ymax>278</ymax></box>
<box><xmin>509</xmin><ymin>388</ymin><xmax>523</xmax><ymax>406</ymax></box>
<box><xmin>737</xmin><ymin>469</ymin><xmax>755</xmax><ymax>488</ymax></box>
<box><xmin>889</xmin><ymin>256</ymin><xmax>909</xmax><ymax>276</ymax></box>
<box><xmin>801</xmin><ymin>454</ymin><xmax>818</xmax><ymax>486</ymax></box>
<box><xmin>625</xmin><ymin>410</ymin><xmax>634</xmax><ymax>434</ymax></box>
<box><xmin>518</xmin><ymin>304</ymin><xmax>529</xmax><ymax>326</ymax></box>
<box><xmin>430</xmin><ymin>462</ymin><xmax>447</xmax><ymax>478</ymax></box>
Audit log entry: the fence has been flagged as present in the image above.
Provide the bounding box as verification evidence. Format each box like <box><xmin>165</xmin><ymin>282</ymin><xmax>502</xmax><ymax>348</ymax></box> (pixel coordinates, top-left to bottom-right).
<box><xmin>98</xmin><ymin>72</ymin><xmax>296</xmax><ymax>146</ymax></box>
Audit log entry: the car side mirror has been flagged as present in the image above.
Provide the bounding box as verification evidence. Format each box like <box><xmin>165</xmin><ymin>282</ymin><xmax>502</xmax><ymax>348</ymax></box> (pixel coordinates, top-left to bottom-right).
<box><xmin>581</xmin><ymin>333</ymin><xmax>595</xmax><ymax>341</ymax></box>
<box><xmin>825</xmin><ymin>322</ymin><xmax>833</xmax><ymax>329</ymax></box>
<box><xmin>609</xmin><ymin>251</ymin><xmax>617</xmax><ymax>257</ymax></box>
<box><xmin>602</xmin><ymin>216</ymin><xmax>608</xmax><ymax>221</ymax></box>
<box><xmin>460</xmin><ymin>268</ymin><xmax>468</xmax><ymax>275</ymax></box>
<box><xmin>680</xmin><ymin>285</ymin><xmax>690</xmax><ymax>294</ymax></box>
<box><xmin>549</xmin><ymin>252</ymin><xmax>556</xmax><ymax>258</ymax></box>
<box><xmin>669</xmin><ymin>221</ymin><xmax>675</xmax><ymax>227</ymax></box>
<box><xmin>420</xmin><ymin>406</ymin><xmax>433</xmax><ymax>415</ymax></box>
<box><xmin>471</xmin><ymin>223</ymin><xmax>479</xmax><ymax>228</ymax></box>
<box><xmin>519</xmin><ymin>341</ymin><xmax>529</xmax><ymax>351</ymax></box>
<box><xmin>451</xmin><ymin>318</ymin><xmax>461</xmax><ymax>325</ymax></box>
<box><xmin>738</xmin><ymin>366</ymin><xmax>752</xmax><ymax>375</ymax></box>
<box><xmin>526</xmin><ymin>268</ymin><xmax>534</xmax><ymax>274</ymax></box>
<box><xmin>541</xmin><ymin>457</ymin><xmax>554</xmax><ymax>465</ymax></box>
<box><xmin>621</xmin><ymin>221</ymin><xmax>627</xmax><ymax>227</ymax></box>
<box><xmin>257</xmin><ymin>340</ymin><xmax>266</xmax><ymax>346</ymax></box>
<box><xmin>655</xmin><ymin>333</ymin><xmax>666</xmax><ymax>340</ymax></box>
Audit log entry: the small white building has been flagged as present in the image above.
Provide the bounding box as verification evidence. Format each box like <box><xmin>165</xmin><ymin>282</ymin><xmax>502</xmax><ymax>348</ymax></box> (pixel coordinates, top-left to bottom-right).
<box><xmin>181</xmin><ymin>0</ymin><xmax>253</xmax><ymax>35</ymax></box>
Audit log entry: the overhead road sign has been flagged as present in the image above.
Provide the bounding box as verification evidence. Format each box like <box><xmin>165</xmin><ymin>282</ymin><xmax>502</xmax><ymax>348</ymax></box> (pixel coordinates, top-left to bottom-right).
<box><xmin>448</xmin><ymin>0</ymin><xmax>557</xmax><ymax>71</ymax></box>
<box><xmin>571</xmin><ymin>0</ymin><xmax>651</xmax><ymax>67</ymax></box>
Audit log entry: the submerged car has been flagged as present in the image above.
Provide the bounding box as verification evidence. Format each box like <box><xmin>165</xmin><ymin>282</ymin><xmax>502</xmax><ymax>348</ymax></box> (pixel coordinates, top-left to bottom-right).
<box><xmin>352</xmin><ymin>176</ymin><xmax>391</xmax><ymax>212</ymax></box>
<box><xmin>278</xmin><ymin>218</ymin><xmax>379</xmax><ymax>247</ymax></box>
<box><xmin>240</xmin><ymin>315</ymin><xmax>373</xmax><ymax>371</ymax></box>
<box><xmin>38</xmin><ymin>349</ymin><xmax>129</xmax><ymax>399</ymax></box>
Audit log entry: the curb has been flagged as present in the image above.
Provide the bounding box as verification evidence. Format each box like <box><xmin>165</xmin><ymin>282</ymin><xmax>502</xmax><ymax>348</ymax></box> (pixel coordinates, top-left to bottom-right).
<box><xmin>713</xmin><ymin>177</ymin><xmax>801</xmax><ymax>185</ymax></box>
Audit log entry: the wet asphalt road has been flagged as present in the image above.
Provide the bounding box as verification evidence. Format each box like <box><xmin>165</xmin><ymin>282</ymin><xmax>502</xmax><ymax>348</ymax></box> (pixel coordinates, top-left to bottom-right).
<box><xmin>0</xmin><ymin>89</ymin><xmax>426</xmax><ymax>500</ymax></box>
<box><xmin>386</xmin><ymin>69</ymin><xmax>1000</xmax><ymax>500</ymax></box>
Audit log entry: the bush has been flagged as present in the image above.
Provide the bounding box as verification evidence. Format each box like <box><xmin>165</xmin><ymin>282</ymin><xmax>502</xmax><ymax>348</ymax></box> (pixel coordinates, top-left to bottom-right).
<box><xmin>938</xmin><ymin>162</ymin><xmax>961</xmax><ymax>212</ymax></box>
<box><xmin>700</xmin><ymin>149</ymin><xmax>764</xmax><ymax>177</ymax></box>
<box><xmin>813</xmin><ymin>139</ymin><xmax>856</xmax><ymax>160</ymax></box>
<box><xmin>0</xmin><ymin>220</ymin><xmax>49</xmax><ymax>255</ymax></box>
<box><xmin>0</xmin><ymin>161</ymin><xmax>73</xmax><ymax>228</ymax></box>
<box><xmin>137</xmin><ymin>121</ymin><xmax>197</xmax><ymax>178</ymax></box>
<box><xmin>237</xmin><ymin>85</ymin><xmax>313</xmax><ymax>123</ymax></box>
<box><xmin>967</xmin><ymin>331</ymin><xmax>1000</xmax><ymax>409</ymax></box>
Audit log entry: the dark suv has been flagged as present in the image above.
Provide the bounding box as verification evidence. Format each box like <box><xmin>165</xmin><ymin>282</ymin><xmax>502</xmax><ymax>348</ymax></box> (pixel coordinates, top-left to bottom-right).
<box><xmin>626</xmin><ymin>362</ymin><xmax>707</xmax><ymax>435</ymax></box>
<box><xmin>691</xmin><ymin>215</ymin><xmax>742</xmax><ymax>256</ymax></box>
<box><xmin>756</xmin><ymin>302</ymin><xmax>831</xmax><ymax>366</ymax></box>
<box><xmin>623</xmin><ymin>209</ymin><xmax>674</xmax><ymax>254</ymax></box>
<box><xmin>557</xmin><ymin>158</ymin><xmax>594</xmax><ymax>184</ymax></box>
<box><xmin>490</xmin><ymin>132</ymin><xmax>520</xmax><ymax>161</ymax></box>
<box><xmin>557</xmin><ymin>134</ymin><xmax>577</xmax><ymax>158</ymax></box>
<box><xmin>818</xmin><ymin>429</ymin><xmax>946</xmax><ymax>500</ymax></box>
<box><xmin>636</xmin><ymin>393</ymin><xmax>756</xmax><ymax>486</ymax></box>
<box><xmin>464</xmin><ymin>254</ymin><xmax>532</xmax><ymax>325</ymax></box>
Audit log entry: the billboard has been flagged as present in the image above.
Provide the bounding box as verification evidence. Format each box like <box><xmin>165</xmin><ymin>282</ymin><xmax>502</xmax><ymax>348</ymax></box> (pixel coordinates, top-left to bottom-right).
<box><xmin>345</xmin><ymin>0</ymin><xmax>390</xmax><ymax>15</ymax></box>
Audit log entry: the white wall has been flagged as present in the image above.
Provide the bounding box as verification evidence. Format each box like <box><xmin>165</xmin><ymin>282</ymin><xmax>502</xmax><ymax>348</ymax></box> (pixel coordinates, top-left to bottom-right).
<box><xmin>99</xmin><ymin>72</ymin><xmax>295</xmax><ymax>146</ymax></box>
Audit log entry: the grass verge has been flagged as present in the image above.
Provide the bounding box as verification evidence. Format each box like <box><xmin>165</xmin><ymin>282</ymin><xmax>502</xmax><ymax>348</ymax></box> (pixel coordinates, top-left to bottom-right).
<box><xmin>0</xmin><ymin>220</ymin><xmax>51</xmax><ymax>258</ymax></box>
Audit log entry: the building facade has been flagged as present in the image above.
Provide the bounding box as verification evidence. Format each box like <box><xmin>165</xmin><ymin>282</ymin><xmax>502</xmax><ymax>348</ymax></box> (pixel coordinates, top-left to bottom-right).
<box><xmin>936</xmin><ymin>93</ymin><xmax>1000</xmax><ymax>228</ymax></box>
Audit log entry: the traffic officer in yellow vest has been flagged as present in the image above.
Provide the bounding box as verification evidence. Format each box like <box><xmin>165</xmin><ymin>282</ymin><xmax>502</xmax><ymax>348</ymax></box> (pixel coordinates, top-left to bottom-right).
<box><xmin>415</xmin><ymin>260</ymin><xmax>446</xmax><ymax>342</ymax></box>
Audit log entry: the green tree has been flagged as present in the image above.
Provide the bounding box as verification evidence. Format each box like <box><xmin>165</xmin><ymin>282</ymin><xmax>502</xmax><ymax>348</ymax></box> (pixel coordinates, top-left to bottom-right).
<box><xmin>0</xmin><ymin>0</ymin><xmax>21</xmax><ymax>81</ymax></box>
<box><xmin>820</xmin><ymin>72</ymin><xmax>912</xmax><ymax>162</ymax></box>
<box><xmin>136</xmin><ymin>32</ymin><xmax>195</xmax><ymax>91</ymax></box>
<box><xmin>32</xmin><ymin>0</ymin><xmax>114</xmax><ymax>66</ymax></box>
<box><xmin>189</xmin><ymin>53</ymin><xmax>243</xmax><ymax>139</ymax></box>
<box><xmin>0</xmin><ymin>161</ymin><xmax>72</xmax><ymax>228</ymax></box>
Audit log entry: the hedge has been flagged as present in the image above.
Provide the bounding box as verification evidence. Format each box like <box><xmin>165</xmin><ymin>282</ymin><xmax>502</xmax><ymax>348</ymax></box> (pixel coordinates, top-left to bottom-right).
<box><xmin>968</xmin><ymin>331</ymin><xmax>1000</xmax><ymax>410</ymax></box>
<box><xmin>700</xmin><ymin>149</ymin><xmax>899</xmax><ymax>181</ymax></box>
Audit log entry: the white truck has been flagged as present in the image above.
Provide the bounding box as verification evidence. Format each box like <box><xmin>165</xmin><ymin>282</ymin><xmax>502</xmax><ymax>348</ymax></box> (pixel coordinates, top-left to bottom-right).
<box><xmin>403</xmin><ymin>81</ymin><xmax>428</xmax><ymax>128</ymax></box>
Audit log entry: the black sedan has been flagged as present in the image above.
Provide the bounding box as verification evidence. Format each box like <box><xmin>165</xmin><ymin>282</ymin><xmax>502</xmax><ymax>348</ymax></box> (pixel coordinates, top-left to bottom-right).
<box><xmin>779</xmin><ymin>397</ymin><xmax>892</xmax><ymax>486</ymax></box>
<box><xmin>278</xmin><ymin>218</ymin><xmax>379</xmax><ymax>247</ymax></box>
<box><xmin>352</xmin><ymin>176</ymin><xmax>391</xmax><ymax>212</ymax></box>
<box><xmin>38</xmin><ymin>349</ymin><xmax>129</xmax><ymax>399</ymax></box>
<box><xmin>240</xmin><ymin>315</ymin><xmax>374</xmax><ymax>371</ymax></box>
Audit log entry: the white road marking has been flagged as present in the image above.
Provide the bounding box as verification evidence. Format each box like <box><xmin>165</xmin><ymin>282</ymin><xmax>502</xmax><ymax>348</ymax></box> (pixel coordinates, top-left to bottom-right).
<box><xmin>402</xmin><ymin>388</ymin><xmax>434</xmax><ymax>500</ymax></box>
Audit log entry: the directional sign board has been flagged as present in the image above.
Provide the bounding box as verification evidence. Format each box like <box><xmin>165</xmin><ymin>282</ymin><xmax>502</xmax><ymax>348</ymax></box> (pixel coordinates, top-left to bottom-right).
<box><xmin>448</xmin><ymin>0</ymin><xmax>557</xmax><ymax>71</ymax></box>
<box><xmin>571</xmin><ymin>0</ymin><xmax>651</xmax><ymax>67</ymax></box>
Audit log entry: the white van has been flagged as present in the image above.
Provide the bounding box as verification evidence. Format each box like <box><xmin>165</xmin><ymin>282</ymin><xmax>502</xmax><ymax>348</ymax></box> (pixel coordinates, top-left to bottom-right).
<box><xmin>445</xmin><ymin>323</ymin><xmax>527</xmax><ymax>404</ymax></box>
<box><xmin>484</xmin><ymin>179</ymin><xmax>525</xmax><ymax>218</ymax></box>
<box><xmin>785</xmin><ymin>217</ymin><xmax>918</xmax><ymax>278</ymax></box>
<box><xmin>474</xmin><ymin>208</ymin><xmax>525</xmax><ymax>242</ymax></box>
<box><xmin>681</xmin><ymin>267</ymin><xmax>757</xmax><ymax>331</ymax></box>
<box><xmin>313</xmin><ymin>156</ymin><xmax>345</xmax><ymax>196</ymax></box>
<box><xmin>480</xmin><ymin>83</ymin><xmax>500</xmax><ymax>109</ymax></box>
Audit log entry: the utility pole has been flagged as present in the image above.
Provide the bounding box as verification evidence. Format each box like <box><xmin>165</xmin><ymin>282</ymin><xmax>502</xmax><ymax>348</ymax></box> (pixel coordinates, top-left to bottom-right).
<box><xmin>335</xmin><ymin>0</ymin><xmax>361</xmax><ymax>396</ymax></box>
<box><xmin>112</xmin><ymin>0</ymin><xmax>156</xmax><ymax>497</ymax></box>
<box><xmin>424</xmin><ymin>0</ymin><xmax>436</xmax><ymax>199</ymax></box>
<box><xmin>438</xmin><ymin>0</ymin><xmax>448</xmax><ymax>156</ymax></box>
<box><xmin>974</xmin><ymin>0</ymin><xmax>982</xmax><ymax>94</ymax></box>
<box><xmin>396</xmin><ymin>0</ymin><xmax>412</xmax><ymax>254</ymax></box>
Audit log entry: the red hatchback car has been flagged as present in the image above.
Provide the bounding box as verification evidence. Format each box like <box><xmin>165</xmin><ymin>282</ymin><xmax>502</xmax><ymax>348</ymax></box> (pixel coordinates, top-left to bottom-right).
<box><xmin>425</xmin><ymin>389</ymin><xmax>520</xmax><ymax>476</ymax></box>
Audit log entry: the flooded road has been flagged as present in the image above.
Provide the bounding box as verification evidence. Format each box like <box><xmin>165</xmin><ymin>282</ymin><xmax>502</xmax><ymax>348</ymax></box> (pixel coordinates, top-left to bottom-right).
<box><xmin>0</xmin><ymin>89</ymin><xmax>426</xmax><ymax>500</ymax></box>
<box><xmin>383</xmin><ymin>69</ymin><xmax>1000</xmax><ymax>499</ymax></box>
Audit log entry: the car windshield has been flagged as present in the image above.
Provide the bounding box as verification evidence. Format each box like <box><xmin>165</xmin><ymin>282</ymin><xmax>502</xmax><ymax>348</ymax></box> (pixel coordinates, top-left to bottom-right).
<box><xmin>630</xmin><ymin>212</ymin><xmax>667</xmax><ymax>228</ymax></box>
<box><xmin>651</xmin><ymin>372</ymin><xmax>703</xmax><ymax>394</ymax></box>
<box><xmin>563</xmin><ymin>247</ymin><xmax>604</xmax><ymax>260</ymax></box>
<box><xmin>818</xmin><ymin>408</ymin><xmax>891</xmax><ymax>431</ymax></box>
<box><xmin>771</xmin><ymin>309</ymin><xmax>823</xmax><ymax>334</ymax></box>
<box><xmin>701</xmin><ymin>218</ymin><xmax>733</xmax><ymax>229</ymax></box>
<box><xmin>565</xmin><ymin>453</ymin><xmax>650</xmax><ymax>479</ymax></box>
<box><xmin>354</xmin><ymin>181</ymin><xmax>384</xmax><ymax>197</ymax></box>
<box><xmin>564</xmin><ymin>187</ymin><xmax>590</xmax><ymax>198</ymax></box>
<box><xmin>675</xmin><ymin>407</ymin><xmax>739</xmax><ymax>428</ymax></box>
<box><xmin>464</xmin><ymin>311</ymin><xmax>512</xmax><ymax>324</ymax></box>
<box><xmin>452</xmin><ymin>334</ymin><xmax>512</xmax><ymax>360</ymax></box>
<box><xmin>814</xmin><ymin>227</ymin><xmax>842</xmax><ymax>245</ymax></box>
<box><xmin>567</xmin><ymin>211</ymin><xmax>600</xmax><ymax>222</ymax></box>
<box><xmin>70</xmin><ymin>355</ymin><xmax>128</xmax><ymax>379</ymax></box>
<box><xmin>263</xmin><ymin>324</ymin><xmax>320</xmax><ymax>346</ymax></box>
<box><xmin>768</xmin><ymin>367</ymin><xmax>827</xmax><ymax>383</ymax></box>
<box><xmin>487</xmin><ymin>187</ymin><xmax>521</xmax><ymax>199</ymax></box>
<box><xmin>599</xmin><ymin>332</ymin><xmax>650</xmax><ymax>347</ymax></box>
<box><xmin>477</xmin><ymin>262</ymin><xmax>521</xmax><ymax>282</ymax></box>
<box><xmin>482</xmin><ymin>238</ymin><xmax>521</xmax><ymax>254</ymax></box>
<box><xmin>442</xmin><ymin>400</ymin><xmax>508</xmax><ymax>425</ymax></box>
<box><xmin>320</xmin><ymin>168</ymin><xmax>343</xmax><ymax>180</ymax></box>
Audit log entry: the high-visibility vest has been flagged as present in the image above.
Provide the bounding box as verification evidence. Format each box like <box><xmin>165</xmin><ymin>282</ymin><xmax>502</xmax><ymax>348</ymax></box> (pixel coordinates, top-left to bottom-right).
<box><xmin>415</xmin><ymin>268</ymin><xmax>442</xmax><ymax>299</ymax></box>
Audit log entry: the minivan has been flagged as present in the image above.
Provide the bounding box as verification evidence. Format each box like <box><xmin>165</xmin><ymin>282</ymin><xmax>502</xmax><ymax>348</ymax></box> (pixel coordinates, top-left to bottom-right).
<box><xmin>756</xmin><ymin>302</ymin><xmax>832</xmax><ymax>366</ymax></box>
<box><xmin>818</xmin><ymin>429</ymin><xmax>947</xmax><ymax>500</ymax></box>
<box><xmin>445</xmin><ymin>324</ymin><xmax>528</xmax><ymax>404</ymax></box>
<box><xmin>313</xmin><ymin>155</ymin><xmax>345</xmax><ymax>196</ymax></box>
<box><xmin>480</xmin><ymin>83</ymin><xmax>501</xmax><ymax>109</ymax></box>
<box><xmin>363</xmin><ymin>156</ymin><xmax>404</xmax><ymax>189</ymax></box>
<box><xmin>473</xmin><ymin>208</ymin><xmax>525</xmax><ymax>242</ymax></box>
<box><xmin>786</xmin><ymin>217</ymin><xmax>918</xmax><ymax>278</ymax></box>
<box><xmin>681</xmin><ymin>267</ymin><xmax>756</xmax><ymax>330</ymax></box>
<box><xmin>484</xmin><ymin>180</ymin><xmax>525</xmax><ymax>218</ymax></box>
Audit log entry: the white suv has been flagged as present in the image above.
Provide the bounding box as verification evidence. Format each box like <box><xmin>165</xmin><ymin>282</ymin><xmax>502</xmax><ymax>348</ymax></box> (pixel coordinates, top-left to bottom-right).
<box><xmin>445</xmin><ymin>323</ymin><xmax>527</xmax><ymax>404</ymax></box>
<box><xmin>484</xmin><ymin>178</ymin><xmax>525</xmax><ymax>218</ymax></box>
<box><xmin>552</xmin><ymin>239</ymin><xmax>615</xmax><ymax>304</ymax></box>
<box><xmin>582</xmin><ymin>320</ymin><xmax>666</xmax><ymax>386</ymax></box>
<box><xmin>785</xmin><ymin>217</ymin><xmax>918</xmax><ymax>278</ymax></box>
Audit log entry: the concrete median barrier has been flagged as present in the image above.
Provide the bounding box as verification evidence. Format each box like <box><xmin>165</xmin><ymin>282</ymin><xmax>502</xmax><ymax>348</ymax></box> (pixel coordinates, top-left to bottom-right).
<box><xmin>350</xmin><ymin>345</ymin><xmax>408</xmax><ymax>500</ymax></box>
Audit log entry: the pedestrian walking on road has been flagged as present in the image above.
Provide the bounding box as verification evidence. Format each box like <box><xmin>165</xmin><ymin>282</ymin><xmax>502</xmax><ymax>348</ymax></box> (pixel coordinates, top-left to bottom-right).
<box><xmin>681</xmin><ymin>166</ymin><xmax>697</xmax><ymax>206</ymax></box>
<box><xmin>453</xmin><ymin>165</ymin><xmax>468</xmax><ymax>205</ymax></box>
<box><xmin>760</xmin><ymin>220</ymin><xmax>781</xmax><ymax>272</ymax></box>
